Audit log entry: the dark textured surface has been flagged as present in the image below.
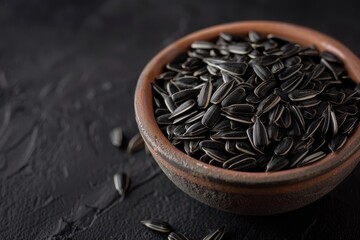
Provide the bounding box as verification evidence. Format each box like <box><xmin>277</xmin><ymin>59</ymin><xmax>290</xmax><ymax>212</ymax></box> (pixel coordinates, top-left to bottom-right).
<box><xmin>0</xmin><ymin>0</ymin><xmax>359</xmax><ymax>239</ymax></box>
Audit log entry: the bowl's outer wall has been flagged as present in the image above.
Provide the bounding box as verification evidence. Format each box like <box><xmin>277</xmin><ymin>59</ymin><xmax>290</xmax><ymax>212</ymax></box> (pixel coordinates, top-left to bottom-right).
<box><xmin>135</xmin><ymin>21</ymin><xmax>360</xmax><ymax>215</ymax></box>
<box><xmin>147</xmin><ymin>141</ymin><xmax>359</xmax><ymax>215</ymax></box>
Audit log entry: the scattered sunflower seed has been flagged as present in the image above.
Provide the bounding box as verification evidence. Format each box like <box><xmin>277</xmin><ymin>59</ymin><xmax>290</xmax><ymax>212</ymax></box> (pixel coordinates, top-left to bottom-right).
<box><xmin>109</xmin><ymin>127</ymin><xmax>123</xmax><ymax>148</ymax></box>
<box><xmin>127</xmin><ymin>133</ymin><xmax>145</xmax><ymax>153</ymax></box>
<box><xmin>168</xmin><ymin>232</ymin><xmax>189</xmax><ymax>240</ymax></box>
<box><xmin>141</xmin><ymin>219</ymin><xmax>172</xmax><ymax>233</ymax></box>
<box><xmin>202</xmin><ymin>225</ymin><xmax>226</xmax><ymax>240</ymax></box>
<box><xmin>113</xmin><ymin>172</ymin><xmax>130</xmax><ymax>197</ymax></box>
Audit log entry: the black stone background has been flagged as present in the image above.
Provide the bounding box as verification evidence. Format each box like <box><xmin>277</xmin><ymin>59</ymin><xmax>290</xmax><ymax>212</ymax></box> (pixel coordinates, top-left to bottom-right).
<box><xmin>0</xmin><ymin>0</ymin><xmax>360</xmax><ymax>239</ymax></box>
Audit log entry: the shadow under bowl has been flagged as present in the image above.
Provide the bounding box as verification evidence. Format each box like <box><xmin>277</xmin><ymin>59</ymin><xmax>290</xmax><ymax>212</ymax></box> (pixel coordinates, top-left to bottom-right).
<box><xmin>135</xmin><ymin>21</ymin><xmax>360</xmax><ymax>215</ymax></box>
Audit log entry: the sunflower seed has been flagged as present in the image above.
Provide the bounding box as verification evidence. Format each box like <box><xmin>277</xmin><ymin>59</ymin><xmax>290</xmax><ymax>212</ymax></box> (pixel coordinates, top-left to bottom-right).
<box><xmin>329</xmin><ymin>134</ymin><xmax>347</xmax><ymax>152</ymax></box>
<box><xmin>222</xmin><ymin>114</ymin><xmax>252</xmax><ymax>124</ymax></box>
<box><xmin>235</xmin><ymin>141</ymin><xmax>258</xmax><ymax>155</ymax></box>
<box><xmin>185</xmin><ymin>111</ymin><xmax>205</xmax><ymax>123</ymax></box>
<box><xmin>279</xmin><ymin>106</ymin><xmax>292</xmax><ymax>128</ymax></box>
<box><xmin>174</xmin><ymin>76</ymin><xmax>200</xmax><ymax>89</ymax></box>
<box><xmin>127</xmin><ymin>133</ymin><xmax>145</xmax><ymax>153</ymax></box>
<box><xmin>321</xmin><ymin>105</ymin><xmax>331</xmax><ymax>134</ymax></box>
<box><xmin>141</xmin><ymin>219</ymin><xmax>172</xmax><ymax>233</ymax></box>
<box><xmin>168</xmin><ymin>232</ymin><xmax>189</xmax><ymax>240</ymax></box>
<box><xmin>249</xmin><ymin>30</ymin><xmax>261</xmax><ymax>43</ymax></box>
<box><xmin>271</xmin><ymin>60</ymin><xmax>284</xmax><ymax>73</ymax></box>
<box><xmin>173</xmin><ymin>110</ymin><xmax>198</xmax><ymax>124</ymax></box>
<box><xmin>169</xmin><ymin>100</ymin><xmax>196</xmax><ymax>119</ymax></box>
<box><xmin>336</xmin><ymin>105</ymin><xmax>358</xmax><ymax>115</ymax></box>
<box><xmin>202</xmin><ymin>105</ymin><xmax>221</xmax><ymax>128</ymax></box>
<box><xmin>269</xmin><ymin>104</ymin><xmax>285</xmax><ymax>124</ymax></box>
<box><xmin>197</xmin><ymin>81</ymin><xmax>213</xmax><ymax>109</ymax></box>
<box><xmin>221</xmin><ymin>104</ymin><xmax>255</xmax><ymax>115</ymax></box>
<box><xmin>199</xmin><ymin>154</ymin><xmax>212</xmax><ymax>163</ymax></box>
<box><xmin>320</xmin><ymin>51</ymin><xmax>341</xmax><ymax>63</ymax></box>
<box><xmin>278</xmin><ymin>64</ymin><xmax>302</xmax><ymax>80</ymax></box>
<box><xmin>274</xmin><ymin>137</ymin><xmax>294</xmax><ymax>155</ymax></box>
<box><xmin>287</xmin><ymin>118</ymin><xmax>302</xmax><ymax>137</ymax></box>
<box><xmin>266</xmin><ymin>156</ymin><xmax>289</xmax><ymax>172</ymax></box>
<box><xmin>212</xmin><ymin>119</ymin><xmax>231</xmax><ymax>131</ymax></box>
<box><xmin>280</xmin><ymin>73</ymin><xmax>304</xmax><ymax>93</ymax></box>
<box><xmin>246</xmin><ymin>94</ymin><xmax>262</xmax><ymax>104</ymax></box>
<box><xmin>164</xmin><ymin>96</ymin><xmax>177</xmax><ymax>112</ymax></box>
<box><xmin>253</xmin><ymin>117</ymin><xmax>269</xmax><ymax>148</ymax></box>
<box><xmin>254</xmin><ymin>55</ymin><xmax>279</xmax><ymax>66</ymax></box>
<box><xmin>267</xmin><ymin>123</ymin><xmax>279</xmax><ymax>140</ymax></box>
<box><xmin>298</xmin><ymin>72</ymin><xmax>314</xmax><ymax>89</ymax></box>
<box><xmin>312</xmin><ymin>64</ymin><xmax>326</xmax><ymax>79</ymax></box>
<box><xmin>285</xmin><ymin>56</ymin><xmax>302</xmax><ymax>66</ymax></box>
<box><xmin>302</xmin><ymin>117</ymin><xmax>324</xmax><ymax>140</ymax></box>
<box><xmin>200</xmin><ymin>140</ymin><xmax>225</xmax><ymax>151</ymax></box>
<box><xmin>290</xmin><ymin>105</ymin><xmax>305</xmax><ymax>130</ymax></box>
<box><xmin>210</xmin><ymin>80</ymin><xmax>235</xmax><ymax>104</ymax></box>
<box><xmin>298</xmin><ymin>151</ymin><xmax>326</xmax><ymax>167</ymax></box>
<box><xmin>166</xmin><ymin>82</ymin><xmax>180</xmax><ymax>95</ymax></box>
<box><xmin>186</xmin><ymin>121</ymin><xmax>207</xmax><ymax>136</ymax></box>
<box><xmin>202</xmin><ymin>225</ymin><xmax>226</xmax><ymax>240</ymax></box>
<box><xmin>203</xmin><ymin>147</ymin><xmax>228</xmax><ymax>162</ymax></box>
<box><xmin>109</xmin><ymin>127</ymin><xmax>123</xmax><ymax>148</ymax></box>
<box><xmin>226</xmin><ymin>156</ymin><xmax>257</xmax><ymax>171</ymax></box>
<box><xmin>172</xmin><ymin>88</ymin><xmax>200</xmax><ymax>103</ymax></box>
<box><xmin>217</xmin><ymin>62</ymin><xmax>248</xmax><ymax>76</ymax></box>
<box><xmin>256</xmin><ymin>155</ymin><xmax>271</xmax><ymax>170</ymax></box>
<box><xmin>253</xmin><ymin>64</ymin><xmax>273</xmax><ymax>81</ymax></box>
<box><xmin>281</xmin><ymin>43</ymin><xmax>301</xmax><ymax>58</ymax></box>
<box><xmin>339</xmin><ymin>117</ymin><xmax>358</xmax><ymax>134</ymax></box>
<box><xmin>289</xmin><ymin>148</ymin><xmax>309</xmax><ymax>168</ymax></box>
<box><xmin>254</xmin><ymin>80</ymin><xmax>277</xmax><ymax>98</ymax></box>
<box><xmin>322</xmin><ymin>91</ymin><xmax>345</xmax><ymax>105</ymax></box>
<box><xmin>302</xmin><ymin>108</ymin><xmax>317</xmax><ymax>119</ymax></box>
<box><xmin>256</xmin><ymin>94</ymin><xmax>281</xmax><ymax>116</ymax></box>
<box><xmin>297</xmin><ymin>98</ymin><xmax>321</xmax><ymax>108</ymax></box>
<box><xmin>225</xmin><ymin>140</ymin><xmax>237</xmax><ymax>154</ymax></box>
<box><xmin>113</xmin><ymin>172</ymin><xmax>130</xmax><ymax>197</ymax></box>
<box><xmin>320</xmin><ymin>58</ymin><xmax>339</xmax><ymax>81</ymax></box>
<box><xmin>229</xmin><ymin>120</ymin><xmax>245</xmax><ymax>130</ymax></box>
<box><xmin>221</xmin><ymin>86</ymin><xmax>246</xmax><ymax>106</ymax></box>
<box><xmin>228</xmin><ymin>43</ymin><xmax>252</xmax><ymax>54</ymax></box>
<box><xmin>191</xmin><ymin>41</ymin><xmax>215</xmax><ymax>49</ymax></box>
<box><xmin>288</xmin><ymin>89</ymin><xmax>320</xmax><ymax>101</ymax></box>
<box><xmin>299</xmin><ymin>46</ymin><xmax>319</xmax><ymax>56</ymax></box>
<box><xmin>212</xmin><ymin>130</ymin><xmax>248</xmax><ymax>140</ymax></box>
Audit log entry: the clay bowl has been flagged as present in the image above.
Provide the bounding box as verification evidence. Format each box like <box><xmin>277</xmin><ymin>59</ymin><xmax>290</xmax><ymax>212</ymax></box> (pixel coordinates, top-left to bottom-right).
<box><xmin>134</xmin><ymin>21</ymin><xmax>360</xmax><ymax>215</ymax></box>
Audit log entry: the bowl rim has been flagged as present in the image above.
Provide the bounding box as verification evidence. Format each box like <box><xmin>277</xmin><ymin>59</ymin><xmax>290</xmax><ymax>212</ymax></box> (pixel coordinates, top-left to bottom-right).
<box><xmin>135</xmin><ymin>20</ymin><xmax>360</xmax><ymax>187</ymax></box>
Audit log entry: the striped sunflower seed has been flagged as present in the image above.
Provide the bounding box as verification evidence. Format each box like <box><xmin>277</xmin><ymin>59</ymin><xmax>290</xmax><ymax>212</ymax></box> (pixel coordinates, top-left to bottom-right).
<box><xmin>253</xmin><ymin>117</ymin><xmax>269</xmax><ymax>148</ymax></box>
<box><xmin>113</xmin><ymin>172</ymin><xmax>130</xmax><ymax>197</ymax></box>
<box><xmin>141</xmin><ymin>219</ymin><xmax>172</xmax><ymax>233</ymax></box>
<box><xmin>266</xmin><ymin>156</ymin><xmax>289</xmax><ymax>172</ymax></box>
<box><xmin>202</xmin><ymin>225</ymin><xmax>226</xmax><ymax>240</ymax></box>
<box><xmin>210</xmin><ymin>80</ymin><xmax>235</xmax><ymax>104</ymax></box>
<box><xmin>274</xmin><ymin>137</ymin><xmax>294</xmax><ymax>155</ymax></box>
<box><xmin>168</xmin><ymin>232</ymin><xmax>189</xmax><ymax>240</ymax></box>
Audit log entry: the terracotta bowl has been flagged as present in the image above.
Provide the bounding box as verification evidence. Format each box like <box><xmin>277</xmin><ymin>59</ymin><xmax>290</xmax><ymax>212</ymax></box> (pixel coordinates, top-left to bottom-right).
<box><xmin>134</xmin><ymin>21</ymin><xmax>360</xmax><ymax>215</ymax></box>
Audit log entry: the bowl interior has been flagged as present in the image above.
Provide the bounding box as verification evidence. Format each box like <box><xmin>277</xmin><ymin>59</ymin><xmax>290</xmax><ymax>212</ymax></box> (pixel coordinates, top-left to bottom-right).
<box><xmin>135</xmin><ymin>21</ymin><xmax>360</xmax><ymax>186</ymax></box>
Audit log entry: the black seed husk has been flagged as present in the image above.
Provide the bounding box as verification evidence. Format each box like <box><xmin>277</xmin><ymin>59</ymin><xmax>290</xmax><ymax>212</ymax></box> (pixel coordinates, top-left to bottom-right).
<box><xmin>113</xmin><ymin>172</ymin><xmax>130</xmax><ymax>197</ymax></box>
<box><xmin>109</xmin><ymin>127</ymin><xmax>123</xmax><ymax>148</ymax></box>
<box><xmin>141</xmin><ymin>219</ymin><xmax>172</xmax><ymax>233</ymax></box>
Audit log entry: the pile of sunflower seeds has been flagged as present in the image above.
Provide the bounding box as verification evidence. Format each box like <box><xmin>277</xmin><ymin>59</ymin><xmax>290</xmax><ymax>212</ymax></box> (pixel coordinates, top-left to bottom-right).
<box><xmin>152</xmin><ymin>31</ymin><xmax>360</xmax><ymax>172</ymax></box>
